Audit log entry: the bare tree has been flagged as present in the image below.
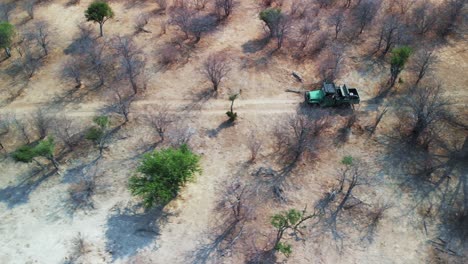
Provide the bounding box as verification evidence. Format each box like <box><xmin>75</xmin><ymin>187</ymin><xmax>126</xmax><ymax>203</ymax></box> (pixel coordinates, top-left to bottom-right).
<box><xmin>145</xmin><ymin>104</ymin><xmax>175</xmax><ymax>142</ymax></box>
<box><xmin>411</xmin><ymin>0</ymin><xmax>437</xmax><ymax>36</ymax></box>
<box><xmin>289</xmin><ymin>0</ymin><xmax>308</xmax><ymax>19</ymax></box>
<box><xmin>62</xmin><ymin>57</ymin><xmax>84</xmax><ymax>88</ymax></box>
<box><xmin>361</xmin><ymin>202</ymin><xmax>392</xmax><ymax>243</ymax></box>
<box><xmin>169</xmin><ymin>7</ymin><xmax>195</xmax><ymax>39</ymax></box>
<box><xmin>247</xmin><ymin>131</ymin><xmax>262</xmax><ymax>163</ymax></box>
<box><xmin>215</xmin><ymin>0</ymin><xmax>234</xmax><ymax>20</ymax></box>
<box><xmin>30</xmin><ymin>21</ymin><xmax>51</xmax><ymax>57</ymax></box>
<box><xmin>69</xmin><ymin>177</ymin><xmax>95</xmax><ymax>211</ymax></box>
<box><xmin>435</xmin><ymin>0</ymin><xmax>465</xmax><ymax>37</ymax></box>
<box><xmin>107</xmin><ymin>86</ymin><xmax>134</xmax><ymax>124</ymax></box>
<box><xmin>375</xmin><ymin>14</ymin><xmax>406</xmax><ymax>56</ymax></box>
<box><xmin>51</xmin><ymin>115</ymin><xmax>83</xmax><ymax>151</ymax></box>
<box><xmin>395</xmin><ymin>83</ymin><xmax>451</xmax><ymax>147</ymax></box>
<box><xmin>202</xmin><ymin>53</ymin><xmax>230</xmax><ymax>92</ymax></box>
<box><xmin>34</xmin><ymin>108</ymin><xmax>52</xmax><ymax>139</ymax></box>
<box><xmin>17</xmin><ymin>50</ymin><xmax>43</xmax><ymax>79</ymax></box>
<box><xmin>274</xmin><ymin>110</ymin><xmax>330</xmax><ymax>165</ymax></box>
<box><xmin>410</xmin><ymin>48</ymin><xmax>438</xmax><ymax>86</ymax></box>
<box><xmin>87</xmin><ymin>41</ymin><xmax>109</xmax><ymax>88</ymax></box>
<box><xmin>134</xmin><ymin>14</ymin><xmax>151</xmax><ymax>34</ymax></box>
<box><xmin>318</xmin><ymin>45</ymin><xmax>343</xmax><ymax>83</ymax></box>
<box><xmin>294</xmin><ymin>20</ymin><xmax>319</xmax><ymax>54</ymax></box>
<box><xmin>366</xmin><ymin>106</ymin><xmax>388</xmax><ymax>136</ymax></box>
<box><xmin>191</xmin><ymin>0</ymin><xmax>209</xmax><ymax>10</ymax></box>
<box><xmin>24</xmin><ymin>0</ymin><xmax>36</xmax><ymax>20</ymax></box>
<box><xmin>12</xmin><ymin>115</ymin><xmax>31</xmax><ymax>144</ymax></box>
<box><xmin>329</xmin><ymin>10</ymin><xmax>345</xmax><ymax>40</ymax></box>
<box><xmin>273</xmin><ymin>14</ymin><xmax>290</xmax><ymax>50</ymax></box>
<box><xmin>113</xmin><ymin>36</ymin><xmax>146</xmax><ymax>95</ymax></box>
<box><xmin>352</xmin><ymin>0</ymin><xmax>379</xmax><ymax>35</ymax></box>
<box><xmin>316</xmin><ymin>0</ymin><xmax>336</xmax><ymax>8</ymax></box>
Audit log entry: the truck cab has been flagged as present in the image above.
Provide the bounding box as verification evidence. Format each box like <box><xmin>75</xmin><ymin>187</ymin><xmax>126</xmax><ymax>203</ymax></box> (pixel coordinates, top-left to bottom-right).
<box><xmin>305</xmin><ymin>82</ymin><xmax>360</xmax><ymax>107</ymax></box>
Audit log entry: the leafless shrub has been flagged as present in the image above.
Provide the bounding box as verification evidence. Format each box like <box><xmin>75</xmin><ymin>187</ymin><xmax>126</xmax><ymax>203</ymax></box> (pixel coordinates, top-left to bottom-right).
<box><xmin>69</xmin><ymin>178</ymin><xmax>95</xmax><ymax>211</ymax></box>
<box><xmin>202</xmin><ymin>53</ymin><xmax>230</xmax><ymax>92</ymax></box>
<box><xmin>293</xmin><ymin>19</ymin><xmax>319</xmax><ymax>55</ymax></box>
<box><xmin>158</xmin><ymin>44</ymin><xmax>180</xmax><ymax>66</ymax></box>
<box><xmin>391</xmin><ymin>0</ymin><xmax>416</xmax><ymax>15</ymax></box>
<box><xmin>168</xmin><ymin>124</ymin><xmax>196</xmax><ymax>147</ymax></box>
<box><xmin>67</xmin><ymin>0</ymin><xmax>81</xmax><ymax>6</ymax></box>
<box><xmin>34</xmin><ymin>108</ymin><xmax>53</xmax><ymax>139</ymax></box>
<box><xmin>247</xmin><ymin>131</ymin><xmax>262</xmax><ymax>163</ymax></box>
<box><xmin>113</xmin><ymin>36</ymin><xmax>146</xmax><ymax>95</ymax></box>
<box><xmin>435</xmin><ymin>0</ymin><xmax>465</xmax><ymax>37</ymax></box>
<box><xmin>361</xmin><ymin>202</ymin><xmax>392</xmax><ymax>243</ymax></box>
<box><xmin>134</xmin><ymin>14</ymin><xmax>151</xmax><ymax>34</ymax></box>
<box><xmin>64</xmin><ymin>233</ymin><xmax>87</xmax><ymax>264</ymax></box>
<box><xmin>144</xmin><ymin>104</ymin><xmax>175</xmax><ymax>142</ymax></box>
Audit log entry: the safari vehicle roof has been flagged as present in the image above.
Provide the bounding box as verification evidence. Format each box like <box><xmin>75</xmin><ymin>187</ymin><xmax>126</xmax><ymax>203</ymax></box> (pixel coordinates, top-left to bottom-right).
<box><xmin>322</xmin><ymin>83</ymin><xmax>336</xmax><ymax>94</ymax></box>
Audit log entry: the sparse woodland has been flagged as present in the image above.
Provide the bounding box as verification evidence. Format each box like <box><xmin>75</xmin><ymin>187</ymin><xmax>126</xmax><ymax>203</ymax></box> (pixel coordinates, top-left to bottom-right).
<box><xmin>0</xmin><ymin>0</ymin><xmax>466</xmax><ymax>263</ymax></box>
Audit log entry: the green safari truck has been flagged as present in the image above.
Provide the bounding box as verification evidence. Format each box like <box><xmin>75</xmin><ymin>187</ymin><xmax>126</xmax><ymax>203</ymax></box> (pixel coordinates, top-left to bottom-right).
<box><xmin>305</xmin><ymin>82</ymin><xmax>360</xmax><ymax>107</ymax></box>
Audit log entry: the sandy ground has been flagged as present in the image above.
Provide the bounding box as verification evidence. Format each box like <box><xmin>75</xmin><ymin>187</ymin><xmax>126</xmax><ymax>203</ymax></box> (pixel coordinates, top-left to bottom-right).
<box><xmin>0</xmin><ymin>0</ymin><xmax>467</xmax><ymax>264</ymax></box>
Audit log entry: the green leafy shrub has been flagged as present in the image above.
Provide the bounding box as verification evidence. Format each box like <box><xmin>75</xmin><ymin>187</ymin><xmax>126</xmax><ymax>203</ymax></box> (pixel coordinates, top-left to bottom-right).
<box><xmin>226</xmin><ymin>111</ymin><xmax>237</xmax><ymax>122</ymax></box>
<box><xmin>85</xmin><ymin>127</ymin><xmax>103</xmax><ymax>141</ymax></box>
<box><xmin>129</xmin><ymin>144</ymin><xmax>201</xmax><ymax>208</ymax></box>
<box><xmin>341</xmin><ymin>156</ymin><xmax>353</xmax><ymax>165</ymax></box>
<box><xmin>12</xmin><ymin>137</ymin><xmax>55</xmax><ymax>162</ymax></box>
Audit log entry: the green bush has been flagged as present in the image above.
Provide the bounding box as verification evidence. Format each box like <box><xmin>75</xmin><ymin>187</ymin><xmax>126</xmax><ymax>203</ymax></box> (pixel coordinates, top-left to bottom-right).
<box><xmin>12</xmin><ymin>137</ymin><xmax>55</xmax><ymax>162</ymax></box>
<box><xmin>93</xmin><ymin>115</ymin><xmax>109</xmax><ymax>129</ymax></box>
<box><xmin>226</xmin><ymin>111</ymin><xmax>237</xmax><ymax>122</ymax></box>
<box><xmin>12</xmin><ymin>145</ymin><xmax>36</xmax><ymax>162</ymax></box>
<box><xmin>390</xmin><ymin>46</ymin><xmax>412</xmax><ymax>69</ymax></box>
<box><xmin>0</xmin><ymin>22</ymin><xmax>15</xmax><ymax>56</ymax></box>
<box><xmin>129</xmin><ymin>144</ymin><xmax>201</xmax><ymax>208</ymax></box>
<box><xmin>341</xmin><ymin>156</ymin><xmax>353</xmax><ymax>165</ymax></box>
<box><xmin>85</xmin><ymin>127</ymin><xmax>104</xmax><ymax>141</ymax></box>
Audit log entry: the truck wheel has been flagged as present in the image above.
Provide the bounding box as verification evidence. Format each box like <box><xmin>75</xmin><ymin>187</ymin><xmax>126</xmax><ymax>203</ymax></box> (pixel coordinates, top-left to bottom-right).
<box><xmin>311</xmin><ymin>103</ymin><xmax>320</xmax><ymax>108</ymax></box>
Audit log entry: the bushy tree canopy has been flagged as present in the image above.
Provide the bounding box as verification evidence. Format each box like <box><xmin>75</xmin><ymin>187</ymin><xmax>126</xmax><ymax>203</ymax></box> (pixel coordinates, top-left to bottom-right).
<box><xmin>129</xmin><ymin>144</ymin><xmax>201</xmax><ymax>208</ymax></box>
<box><xmin>0</xmin><ymin>21</ymin><xmax>15</xmax><ymax>49</ymax></box>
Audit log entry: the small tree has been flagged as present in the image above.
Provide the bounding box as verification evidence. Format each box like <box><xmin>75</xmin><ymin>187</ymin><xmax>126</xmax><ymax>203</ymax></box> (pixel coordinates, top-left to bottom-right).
<box><xmin>226</xmin><ymin>93</ymin><xmax>239</xmax><ymax>122</ymax></box>
<box><xmin>129</xmin><ymin>144</ymin><xmax>201</xmax><ymax>208</ymax></box>
<box><xmin>260</xmin><ymin>7</ymin><xmax>282</xmax><ymax>38</ymax></box>
<box><xmin>202</xmin><ymin>53</ymin><xmax>230</xmax><ymax>92</ymax></box>
<box><xmin>389</xmin><ymin>46</ymin><xmax>412</xmax><ymax>88</ymax></box>
<box><xmin>85</xmin><ymin>1</ymin><xmax>114</xmax><ymax>37</ymax></box>
<box><xmin>85</xmin><ymin>115</ymin><xmax>110</xmax><ymax>155</ymax></box>
<box><xmin>0</xmin><ymin>21</ymin><xmax>15</xmax><ymax>57</ymax></box>
<box><xmin>12</xmin><ymin>136</ymin><xmax>59</xmax><ymax>169</ymax></box>
<box><xmin>270</xmin><ymin>208</ymin><xmax>318</xmax><ymax>257</ymax></box>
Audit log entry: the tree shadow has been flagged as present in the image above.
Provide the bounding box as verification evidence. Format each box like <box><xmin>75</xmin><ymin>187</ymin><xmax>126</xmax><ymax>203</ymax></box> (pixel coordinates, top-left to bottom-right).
<box><xmin>62</xmin><ymin>157</ymin><xmax>101</xmax><ymax>184</ymax></box>
<box><xmin>0</xmin><ymin>169</ymin><xmax>56</xmax><ymax>208</ymax></box>
<box><xmin>183</xmin><ymin>88</ymin><xmax>214</xmax><ymax>112</ymax></box>
<box><xmin>206</xmin><ymin>120</ymin><xmax>234</xmax><ymax>138</ymax></box>
<box><xmin>242</xmin><ymin>36</ymin><xmax>271</xmax><ymax>54</ymax></box>
<box><xmin>105</xmin><ymin>205</ymin><xmax>169</xmax><ymax>260</ymax></box>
